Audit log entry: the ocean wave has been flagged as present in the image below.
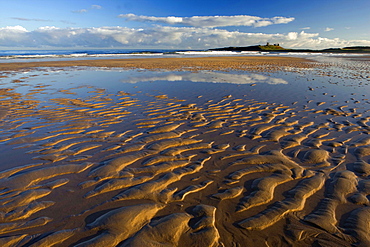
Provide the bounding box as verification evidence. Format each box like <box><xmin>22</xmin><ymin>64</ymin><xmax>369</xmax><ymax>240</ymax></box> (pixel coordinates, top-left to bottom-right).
<box><xmin>0</xmin><ymin>49</ymin><xmax>367</xmax><ymax>61</ymax></box>
<box><xmin>0</xmin><ymin>52</ymin><xmax>166</xmax><ymax>60</ymax></box>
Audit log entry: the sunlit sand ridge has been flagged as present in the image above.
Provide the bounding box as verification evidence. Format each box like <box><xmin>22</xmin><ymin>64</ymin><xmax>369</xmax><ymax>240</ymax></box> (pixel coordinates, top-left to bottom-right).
<box><xmin>0</xmin><ymin>56</ymin><xmax>369</xmax><ymax>246</ymax></box>
<box><xmin>0</xmin><ymin>56</ymin><xmax>314</xmax><ymax>72</ymax></box>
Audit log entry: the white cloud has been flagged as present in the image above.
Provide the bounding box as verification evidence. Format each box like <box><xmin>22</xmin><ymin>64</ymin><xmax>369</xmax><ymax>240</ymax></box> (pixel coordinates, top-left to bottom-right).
<box><xmin>325</xmin><ymin>27</ymin><xmax>334</xmax><ymax>32</ymax></box>
<box><xmin>61</xmin><ymin>20</ymin><xmax>77</xmax><ymax>25</ymax></box>
<box><xmin>11</xmin><ymin>17</ymin><xmax>50</xmax><ymax>22</ymax></box>
<box><xmin>72</xmin><ymin>5</ymin><xmax>101</xmax><ymax>14</ymax></box>
<box><xmin>72</xmin><ymin>9</ymin><xmax>88</xmax><ymax>13</ymax></box>
<box><xmin>0</xmin><ymin>26</ymin><xmax>28</xmax><ymax>32</ymax></box>
<box><xmin>301</xmin><ymin>27</ymin><xmax>311</xmax><ymax>30</ymax></box>
<box><xmin>287</xmin><ymin>32</ymin><xmax>298</xmax><ymax>40</ymax></box>
<box><xmin>0</xmin><ymin>26</ymin><xmax>29</xmax><ymax>47</ymax></box>
<box><xmin>0</xmin><ymin>25</ymin><xmax>369</xmax><ymax>49</ymax></box>
<box><xmin>91</xmin><ymin>5</ymin><xmax>102</xmax><ymax>9</ymax></box>
<box><xmin>118</xmin><ymin>14</ymin><xmax>295</xmax><ymax>28</ymax></box>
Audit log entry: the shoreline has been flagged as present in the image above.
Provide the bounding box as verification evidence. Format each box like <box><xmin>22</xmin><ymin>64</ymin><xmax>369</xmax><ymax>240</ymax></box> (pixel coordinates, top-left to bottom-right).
<box><xmin>0</xmin><ymin>56</ymin><xmax>316</xmax><ymax>72</ymax></box>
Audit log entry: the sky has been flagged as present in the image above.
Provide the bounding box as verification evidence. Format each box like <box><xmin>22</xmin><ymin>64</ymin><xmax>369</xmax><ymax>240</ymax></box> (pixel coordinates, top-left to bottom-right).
<box><xmin>0</xmin><ymin>0</ymin><xmax>369</xmax><ymax>50</ymax></box>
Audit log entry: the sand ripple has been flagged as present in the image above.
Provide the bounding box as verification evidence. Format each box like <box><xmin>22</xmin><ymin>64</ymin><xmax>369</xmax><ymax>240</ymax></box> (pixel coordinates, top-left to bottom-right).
<box><xmin>0</xmin><ymin>64</ymin><xmax>370</xmax><ymax>246</ymax></box>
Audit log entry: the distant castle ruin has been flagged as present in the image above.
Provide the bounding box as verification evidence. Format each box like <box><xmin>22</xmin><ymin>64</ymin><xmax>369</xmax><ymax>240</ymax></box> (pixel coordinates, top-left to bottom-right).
<box><xmin>266</xmin><ymin>42</ymin><xmax>280</xmax><ymax>46</ymax></box>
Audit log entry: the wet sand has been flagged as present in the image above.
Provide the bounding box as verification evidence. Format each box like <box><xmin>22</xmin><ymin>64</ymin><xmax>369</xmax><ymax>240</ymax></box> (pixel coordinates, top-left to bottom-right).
<box><xmin>0</xmin><ymin>56</ymin><xmax>315</xmax><ymax>72</ymax></box>
<box><xmin>0</xmin><ymin>56</ymin><xmax>369</xmax><ymax>246</ymax></box>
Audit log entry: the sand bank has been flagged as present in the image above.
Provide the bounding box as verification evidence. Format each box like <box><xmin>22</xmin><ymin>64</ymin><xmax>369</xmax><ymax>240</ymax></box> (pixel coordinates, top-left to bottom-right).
<box><xmin>0</xmin><ymin>56</ymin><xmax>369</xmax><ymax>246</ymax></box>
<box><xmin>0</xmin><ymin>56</ymin><xmax>315</xmax><ymax>72</ymax></box>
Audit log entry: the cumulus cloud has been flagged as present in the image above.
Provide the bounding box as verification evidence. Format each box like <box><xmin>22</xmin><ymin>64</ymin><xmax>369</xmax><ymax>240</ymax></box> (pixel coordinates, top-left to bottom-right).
<box><xmin>0</xmin><ymin>25</ymin><xmax>369</xmax><ymax>49</ymax></box>
<box><xmin>0</xmin><ymin>26</ymin><xmax>29</xmax><ymax>47</ymax></box>
<box><xmin>325</xmin><ymin>27</ymin><xmax>334</xmax><ymax>32</ymax></box>
<box><xmin>301</xmin><ymin>27</ymin><xmax>311</xmax><ymax>30</ymax></box>
<box><xmin>118</xmin><ymin>14</ymin><xmax>295</xmax><ymax>28</ymax></box>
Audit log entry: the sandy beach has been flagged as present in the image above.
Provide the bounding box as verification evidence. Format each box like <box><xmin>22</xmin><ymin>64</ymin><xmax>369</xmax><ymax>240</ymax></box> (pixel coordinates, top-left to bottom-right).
<box><xmin>0</xmin><ymin>56</ymin><xmax>314</xmax><ymax>72</ymax></box>
<box><xmin>0</xmin><ymin>55</ymin><xmax>369</xmax><ymax>246</ymax></box>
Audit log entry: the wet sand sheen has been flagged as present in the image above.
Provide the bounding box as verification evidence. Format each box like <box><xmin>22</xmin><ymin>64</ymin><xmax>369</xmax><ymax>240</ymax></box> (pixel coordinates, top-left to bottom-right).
<box><xmin>0</xmin><ymin>56</ymin><xmax>369</xmax><ymax>246</ymax></box>
<box><xmin>0</xmin><ymin>56</ymin><xmax>314</xmax><ymax>72</ymax></box>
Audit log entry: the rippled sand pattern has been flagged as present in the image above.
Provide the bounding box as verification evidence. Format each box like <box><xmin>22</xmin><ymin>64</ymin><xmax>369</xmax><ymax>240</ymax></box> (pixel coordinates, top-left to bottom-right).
<box><xmin>0</xmin><ymin>60</ymin><xmax>369</xmax><ymax>246</ymax></box>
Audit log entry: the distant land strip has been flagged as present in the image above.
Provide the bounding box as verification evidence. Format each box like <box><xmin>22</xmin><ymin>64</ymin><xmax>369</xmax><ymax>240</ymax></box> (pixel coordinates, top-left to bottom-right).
<box><xmin>210</xmin><ymin>44</ymin><xmax>370</xmax><ymax>53</ymax></box>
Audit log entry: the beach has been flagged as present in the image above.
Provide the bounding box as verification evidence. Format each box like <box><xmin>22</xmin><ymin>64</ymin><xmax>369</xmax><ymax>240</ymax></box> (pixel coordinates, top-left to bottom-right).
<box><xmin>0</xmin><ymin>55</ymin><xmax>369</xmax><ymax>246</ymax></box>
<box><xmin>0</xmin><ymin>56</ymin><xmax>314</xmax><ymax>71</ymax></box>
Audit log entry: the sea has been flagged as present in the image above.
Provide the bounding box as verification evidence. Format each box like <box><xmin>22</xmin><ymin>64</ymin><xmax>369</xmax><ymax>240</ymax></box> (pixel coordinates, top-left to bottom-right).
<box><xmin>1</xmin><ymin>48</ymin><xmax>367</xmax><ymax>63</ymax></box>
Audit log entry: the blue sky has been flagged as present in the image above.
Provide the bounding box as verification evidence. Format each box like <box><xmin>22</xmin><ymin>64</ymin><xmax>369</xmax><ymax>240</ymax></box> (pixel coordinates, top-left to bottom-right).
<box><xmin>0</xmin><ymin>0</ymin><xmax>369</xmax><ymax>49</ymax></box>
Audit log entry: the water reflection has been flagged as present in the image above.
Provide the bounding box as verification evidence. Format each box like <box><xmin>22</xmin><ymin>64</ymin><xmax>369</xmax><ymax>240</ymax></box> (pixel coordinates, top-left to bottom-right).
<box><xmin>120</xmin><ymin>71</ymin><xmax>288</xmax><ymax>85</ymax></box>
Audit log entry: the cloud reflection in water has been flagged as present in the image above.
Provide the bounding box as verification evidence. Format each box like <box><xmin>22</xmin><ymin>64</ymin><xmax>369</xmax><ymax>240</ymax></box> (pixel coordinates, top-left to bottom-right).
<box><xmin>120</xmin><ymin>71</ymin><xmax>288</xmax><ymax>85</ymax></box>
